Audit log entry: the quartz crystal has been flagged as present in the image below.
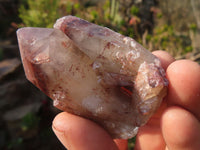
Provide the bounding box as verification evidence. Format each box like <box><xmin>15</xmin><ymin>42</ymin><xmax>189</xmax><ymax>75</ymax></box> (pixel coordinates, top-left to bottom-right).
<box><xmin>17</xmin><ymin>16</ymin><xmax>168</xmax><ymax>139</ymax></box>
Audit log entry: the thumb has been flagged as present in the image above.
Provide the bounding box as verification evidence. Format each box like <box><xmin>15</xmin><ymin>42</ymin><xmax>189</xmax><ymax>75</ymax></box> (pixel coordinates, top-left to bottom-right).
<box><xmin>52</xmin><ymin>112</ymin><xmax>119</xmax><ymax>150</ymax></box>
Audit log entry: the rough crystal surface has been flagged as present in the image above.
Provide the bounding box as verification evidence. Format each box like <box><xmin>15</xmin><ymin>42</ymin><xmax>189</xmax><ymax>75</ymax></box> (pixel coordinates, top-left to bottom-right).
<box><xmin>17</xmin><ymin>16</ymin><xmax>168</xmax><ymax>139</ymax></box>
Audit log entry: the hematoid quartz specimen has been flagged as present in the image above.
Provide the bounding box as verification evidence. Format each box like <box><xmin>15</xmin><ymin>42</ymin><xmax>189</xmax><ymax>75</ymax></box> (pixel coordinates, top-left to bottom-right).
<box><xmin>17</xmin><ymin>16</ymin><xmax>168</xmax><ymax>139</ymax></box>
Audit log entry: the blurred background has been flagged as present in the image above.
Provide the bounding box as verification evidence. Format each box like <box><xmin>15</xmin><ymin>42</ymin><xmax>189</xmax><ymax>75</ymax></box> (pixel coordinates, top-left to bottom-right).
<box><xmin>0</xmin><ymin>0</ymin><xmax>200</xmax><ymax>149</ymax></box>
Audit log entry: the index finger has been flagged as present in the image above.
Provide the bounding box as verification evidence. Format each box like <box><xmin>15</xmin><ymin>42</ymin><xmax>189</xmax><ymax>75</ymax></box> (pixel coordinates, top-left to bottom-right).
<box><xmin>166</xmin><ymin>59</ymin><xmax>200</xmax><ymax>119</ymax></box>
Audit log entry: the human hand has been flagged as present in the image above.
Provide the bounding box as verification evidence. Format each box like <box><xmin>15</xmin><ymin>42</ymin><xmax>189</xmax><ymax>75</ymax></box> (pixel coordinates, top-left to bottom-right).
<box><xmin>52</xmin><ymin>50</ymin><xmax>200</xmax><ymax>150</ymax></box>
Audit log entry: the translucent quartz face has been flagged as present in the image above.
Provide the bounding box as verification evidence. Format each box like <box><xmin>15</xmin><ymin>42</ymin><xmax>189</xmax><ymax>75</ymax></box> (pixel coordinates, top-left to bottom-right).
<box><xmin>17</xmin><ymin>16</ymin><xmax>168</xmax><ymax>139</ymax></box>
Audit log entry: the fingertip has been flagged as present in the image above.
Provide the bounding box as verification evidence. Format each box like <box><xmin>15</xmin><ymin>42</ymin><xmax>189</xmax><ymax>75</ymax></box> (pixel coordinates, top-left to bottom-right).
<box><xmin>52</xmin><ymin>112</ymin><xmax>73</xmax><ymax>149</ymax></box>
<box><xmin>166</xmin><ymin>60</ymin><xmax>200</xmax><ymax>118</ymax></box>
<box><xmin>161</xmin><ymin>106</ymin><xmax>200</xmax><ymax>150</ymax></box>
<box><xmin>52</xmin><ymin>112</ymin><xmax>118</xmax><ymax>150</ymax></box>
<box><xmin>167</xmin><ymin>59</ymin><xmax>200</xmax><ymax>76</ymax></box>
<box><xmin>52</xmin><ymin>112</ymin><xmax>69</xmax><ymax>132</ymax></box>
<box><xmin>152</xmin><ymin>50</ymin><xmax>175</xmax><ymax>70</ymax></box>
<box><xmin>114</xmin><ymin>139</ymin><xmax>128</xmax><ymax>150</ymax></box>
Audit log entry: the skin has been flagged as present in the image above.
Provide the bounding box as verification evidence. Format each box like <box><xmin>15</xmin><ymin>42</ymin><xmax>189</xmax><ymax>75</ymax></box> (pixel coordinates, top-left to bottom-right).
<box><xmin>52</xmin><ymin>50</ymin><xmax>200</xmax><ymax>150</ymax></box>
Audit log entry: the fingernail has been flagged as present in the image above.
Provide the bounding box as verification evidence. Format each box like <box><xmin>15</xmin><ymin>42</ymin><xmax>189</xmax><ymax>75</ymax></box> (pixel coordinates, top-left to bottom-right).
<box><xmin>52</xmin><ymin>125</ymin><xmax>71</xmax><ymax>149</ymax></box>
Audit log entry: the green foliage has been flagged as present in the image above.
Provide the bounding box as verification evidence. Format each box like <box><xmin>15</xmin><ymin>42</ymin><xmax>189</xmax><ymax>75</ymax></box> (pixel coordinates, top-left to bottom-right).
<box><xmin>189</xmin><ymin>23</ymin><xmax>197</xmax><ymax>33</ymax></box>
<box><xmin>66</xmin><ymin>2</ymin><xmax>73</xmax><ymax>13</ymax></box>
<box><xmin>21</xmin><ymin>112</ymin><xmax>40</xmax><ymax>131</ymax></box>
<box><xmin>91</xmin><ymin>10</ymin><xmax>98</xmax><ymax>21</ymax></box>
<box><xmin>153</xmin><ymin>25</ymin><xmax>179</xmax><ymax>50</ymax></box>
<box><xmin>19</xmin><ymin>0</ymin><xmax>60</xmax><ymax>27</ymax></box>
<box><xmin>128</xmin><ymin>136</ymin><xmax>136</xmax><ymax>150</ymax></box>
<box><xmin>145</xmin><ymin>34</ymin><xmax>151</xmax><ymax>42</ymax></box>
<box><xmin>127</xmin><ymin>27</ymin><xmax>135</xmax><ymax>38</ymax></box>
<box><xmin>144</xmin><ymin>24</ymin><xmax>192</xmax><ymax>55</ymax></box>
<box><xmin>157</xmin><ymin>12</ymin><xmax>163</xmax><ymax>19</ymax></box>
<box><xmin>130</xmin><ymin>5</ymin><xmax>139</xmax><ymax>16</ymax></box>
<box><xmin>18</xmin><ymin>0</ymin><xmax>196</xmax><ymax>57</ymax></box>
<box><xmin>74</xmin><ymin>3</ymin><xmax>80</xmax><ymax>9</ymax></box>
<box><xmin>184</xmin><ymin>46</ymin><xmax>193</xmax><ymax>53</ymax></box>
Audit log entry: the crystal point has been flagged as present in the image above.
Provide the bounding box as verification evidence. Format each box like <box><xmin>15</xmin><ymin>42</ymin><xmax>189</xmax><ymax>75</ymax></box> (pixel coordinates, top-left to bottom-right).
<box><xmin>17</xmin><ymin>16</ymin><xmax>168</xmax><ymax>139</ymax></box>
